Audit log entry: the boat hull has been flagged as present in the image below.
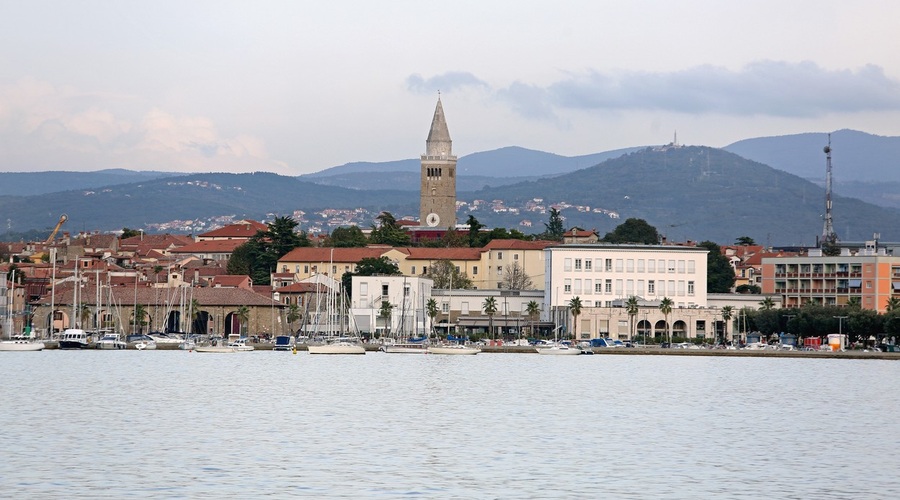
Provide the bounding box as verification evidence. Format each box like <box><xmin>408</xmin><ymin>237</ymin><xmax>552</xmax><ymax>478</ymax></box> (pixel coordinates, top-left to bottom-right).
<box><xmin>0</xmin><ymin>340</ymin><xmax>46</xmax><ymax>351</ymax></box>
<box><xmin>194</xmin><ymin>346</ymin><xmax>236</xmax><ymax>353</ymax></box>
<box><xmin>536</xmin><ymin>346</ymin><xmax>582</xmax><ymax>355</ymax></box>
<box><xmin>426</xmin><ymin>345</ymin><xmax>480</xmax><ymax>355</ymax></box>
<box><xmin>382</xmin><ymin>343</ymin><xmax>428</xmax><ymax>354</ymax></box>
<box><xmin>308</xmin><ymin>343</ymin><xmax>366</xmax><ymax>355</ymax></box>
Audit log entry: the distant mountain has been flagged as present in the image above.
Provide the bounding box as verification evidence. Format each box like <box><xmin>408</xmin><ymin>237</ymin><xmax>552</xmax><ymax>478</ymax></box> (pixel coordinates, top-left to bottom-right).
<box><xmin>462</xmin><ymin>146</ymin><xmax>900</xmax><ymax>245</ymax></box>
<box><xmin>0</xmin><ymin>169</ymin><xmax>179</xmax><ymax>197</ymax></box>
<box><xmin>724</xmin><ymin>129</ymin><xmax>900</xmax><ymax>182</ymax></box>
<box><xmin>301</xmin><ymin>170</ymin><xmax>546</xmax><ymax>191</ymax></box>
<box><xmin>301</xmin><ymin>146</ymin><xmax>642</xmax><ymax>189</ymax></box>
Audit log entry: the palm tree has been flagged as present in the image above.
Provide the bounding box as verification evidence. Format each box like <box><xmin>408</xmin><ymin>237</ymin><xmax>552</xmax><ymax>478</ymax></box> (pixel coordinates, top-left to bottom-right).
<box><xmin>483</xmin><ymin>296</ymin><xmax>498</xmax><ymax>340</ymax></box>
<box><xmin>80</xmin><ymin>303</ymin><xmax>92</xmax><ymax>330</ymax></box>
<box><xmin>568</xmin><ymin>296</ymin><xmax>583</xmax><ymax>342</ymax></box>
<box><xmin>378</xmin><ymin>300</ymin><xmax>394</xmax><ymax>337</ymax></box>
<box><xmin>526</xmin><ymin>300</ymin><xmax>541</xmax><ymax>338</ymax></box>
<box><xmin>886</xmin><ymin>297</ymin><xmax>900</xmax><ymax>313</ymax></box>
<box><xmin>721</xmin><ymin>305</ymin><xmax>735</xmax><ymax>345</ymax></box>
<box><xmin>236</xmin><ymin>305</ymin><xmax>250</xmax><ymax>337</ymax></box>
<box><xmin>759</xmin><ymin>296</ymin><xmax>775</xmax><ymax>310</ymax></box>
<box><xmin>625</xmin><ymin>296</ymin><xmax>639</xmax><ymax>341</ymax></box>
<box><xmin>659</xmin><ymin>297</ymin><xmax>673</xmax><ymax>344</ymax></box>
<box><xmin>426</xmin><ymin>298</ymin><xmax>439</xmax><ymax>338</ymax></box>
<box><xmin>189</xmin><ymin>298</ymin><xmax>201</xmax><ymax>334</ymax></box>
<box><xmin>132</xmin><ymin>304</ymin><xmax>148</xmax><ymax>335</ymax></box>
<box><xmin>287</xmin><ymin>303</ymin><xmax>301</xmax><ymax>333</ymax></box>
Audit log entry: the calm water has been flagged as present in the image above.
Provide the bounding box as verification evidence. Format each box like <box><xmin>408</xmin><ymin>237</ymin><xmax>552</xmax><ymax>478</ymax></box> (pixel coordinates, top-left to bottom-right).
<box><xmin>1</xmin><ymin>351</ymin><xmax>898</xmax><ymax>499</ymax></box>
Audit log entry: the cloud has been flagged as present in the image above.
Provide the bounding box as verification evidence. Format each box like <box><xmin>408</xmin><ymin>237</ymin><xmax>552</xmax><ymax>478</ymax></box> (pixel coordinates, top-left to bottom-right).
<box><xmin>531</xmin><ymin>61</ymin><xmax>900</xmax><ymax>118</ymax></box>
<box><xmin>406</xmin><ymin>71</ymin><xmax>489</xmax><ymax>94</ymax></box>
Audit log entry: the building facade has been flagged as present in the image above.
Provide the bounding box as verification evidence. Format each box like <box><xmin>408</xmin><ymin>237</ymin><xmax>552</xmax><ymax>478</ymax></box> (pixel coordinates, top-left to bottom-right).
<box><xmin>350</xmin><ymin>275</ymin><xmax>433</xmax><ymax>338</ymax></box>
<box><xmin>419</xmin><ymin>97</ymin><xmax>457</xmax><ymax>229</ymax></box>
<box><xmin>760</xmin><ymin>253</ymin><xmax>900</xmax><ymax>313</ymax></box>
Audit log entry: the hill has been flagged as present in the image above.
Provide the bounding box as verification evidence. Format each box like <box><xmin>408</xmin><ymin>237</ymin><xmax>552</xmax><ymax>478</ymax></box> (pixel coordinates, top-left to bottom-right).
<box><xmin>0</xmin><ymin>169</ymin><xmax>179</xmax><ymax>197</ymax></box>
<box><xmin>300</xmin><ymin>145</ymin><xmax>641</xmax><ymax>190</ymax></box>
<box><xmin>724</xmin><ymin>129</ymin><xmax>900</xmax><ymax>182</ymax></box>
<box><xmin>463</xmin><ymin>146</ymin><xmax>900</xmax><ymax>245</ymax></box>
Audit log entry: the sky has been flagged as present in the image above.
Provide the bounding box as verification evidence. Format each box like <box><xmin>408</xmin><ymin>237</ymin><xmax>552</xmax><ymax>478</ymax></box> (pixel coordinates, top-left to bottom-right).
<box><xmin>2</xmin><ymin>1</ymin><xmax>899</xmax><ymax>176</ymax></box>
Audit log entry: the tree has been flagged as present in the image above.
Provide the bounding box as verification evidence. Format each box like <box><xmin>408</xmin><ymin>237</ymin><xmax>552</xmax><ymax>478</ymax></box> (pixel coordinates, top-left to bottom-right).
<box><xmin>426</xmin><ymin>298</ymin><xmax>439</xmax><ymax>337</ymax></box>
<box><xmin>378</xmin><ymin>300</ymin><xmax>394</xmax><ymax>336</ymax></box>
<box><xmin>847</xmin><ymin>296</ymin><xmax>862</xmax><ymax>309</ymax></box>
<box><xmin>341</xmin><ymin>256</ymin><xmax>402</xmax><ymax>297</ymax></box>
<box><xmin>501</xmin><ymin>261</ymin><xmax>534</xmax><ymax>290</ymax></box>
<box><xmin>132</xmin><ymin>304</ymin><xmax>148</xmax><ymax>334</ymax></box>
<box><xmin>721</xmin><ymin>305</ymin><xmax>734</xmax><ymax>344</ymax></box>
<box><xmin>227</xmin><ymin>216</ymin><xmax>310</xmax><ymax>285</ymax></box>
<box><xmin>697</xmin><ymin>241</ymin><xmax>736</xmax><ymax>293</ymax></box>
<box><xmin>542</xmin><ymin>207</ymin><xmax>565</xmax><ymax>241</ymax></box>
<box><xmin>80</xmin><ymin>304</ymin><xmax>92</xmax><ymax>330</ymax></box>
<box><xmin>236</xmin><ymin>305</ymin><xmax>250</xmax><ymax>336</ymax></box>
<box><xmin>287</xmin><ymin>304</ymin><xmax>301</xmax><ymax>333</ymax></box>
<box><xmin>327</xmin><ymin>226</ymin><xmax>368</xmax><ymax>247</ymax></box>
<box><xmin>568</xmin><ymin>296</ymin><xmax>583</xmax><ymax>342</ymax></box>
<box><xmin>626</xmin><ymin>296</ymin><xmax>639</xmax><ymax>341</ymax></box>
<box><xmin>886</xmin><ymin>297</ymin><xmax>900</xmax><ymax>313</ymax></box>
<box><xmin>483</xmin><ymin>296</ymin><xmax>498</xmax><ymax>340</ymax></box>
<box><xmin>659</xmin><ymin>297</ymin><xmax>673</xmax><ymax>344</ymax></box>
<box><xmin>466</xmin><ymin>215</ymin><xmax>485</xmax><ymax>247</ymax></box>
<box><xmin>526</xmin><ymin>300</ymin><xmax>541</xmax><ymax>337</ymax></box>
<box><xmin>226</xmin><ymin>242</ymin><xmax>253</xmax><ymax>276</ymax></box>
<box><xmin>735</xmin><ymin>236</ymin><xmax>756</xmax><ymax>246</ymax></box>
<box><xmin>189</xmin><ymin>298</ymin><xmax>202</xmax><ymax>334</ymax></box>
<box><xmin>425</xmin><ymin>260</ymin><xmax>474</xmax><ymax>289</ymax></box>
<box><xmin>821</xmin><ymin>234</ymin><xmax>841</xmax><ymax>257</ymax></box>
<box><xmin>602</xmin><ymin>218</ymin><xmax>660</xmax><ymax>244</ymax></box>
<box><xmin>759</xmin><ymin>296</ymin><xmax>775</xmax><ymax>310</ymax></box>
<box><xmin>121</xmin><ymin>227</ymin><xmax>142</xmax><ymax>239</ymax></box>
<box><xmin>369</xmin><ymin>211</ymin><xmax>411</xmax><ymax>246</ymax></box>
<box><xmin>735</xmin><ymin>284</ymin><xmax>761</xmax><ymax>294</ymax></box>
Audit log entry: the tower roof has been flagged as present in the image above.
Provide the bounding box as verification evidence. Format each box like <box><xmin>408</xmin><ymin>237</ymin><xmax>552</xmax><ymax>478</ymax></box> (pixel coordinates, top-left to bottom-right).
<box><xmin>425</xmin><ymin>97</ymin><xmax>452</xmax><ymax>157</ymax></box>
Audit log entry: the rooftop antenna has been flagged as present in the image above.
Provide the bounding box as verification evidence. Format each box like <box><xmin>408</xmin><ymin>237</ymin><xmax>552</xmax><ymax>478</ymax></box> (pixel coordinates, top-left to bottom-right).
<box><xmin>822</xmin><ymin>133</ymin><xmax>836</xmax><ymax>242</ymax></box>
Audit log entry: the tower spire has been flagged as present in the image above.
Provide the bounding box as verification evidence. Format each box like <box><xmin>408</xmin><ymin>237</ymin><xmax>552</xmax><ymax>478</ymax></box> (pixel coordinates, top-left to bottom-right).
<box><xmin>425</xmin><ymin>94</ymin><xmax>452</xmax><ymax>157</ymax></box>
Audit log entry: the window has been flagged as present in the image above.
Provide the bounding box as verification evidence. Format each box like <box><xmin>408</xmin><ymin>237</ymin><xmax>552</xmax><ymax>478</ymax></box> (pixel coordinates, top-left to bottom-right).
<box><xmin>688</xmin><ymin>281</ymin><xmax>695</xmax><ymax>295</ymax></box>
<box><xmin>668</xmin><ymin>280</ymin><xmax>675</xmax><ymax>295</ymax></box>
<box><xmin>677</xmin><ymin>260</ymin><xmax>685</xmax><ymax>273</ymax></box>
<box><xmin>668</xmin><ymin>260</ymin><xmax>676</xmax><ymax>272</ymax></box>
<box><xmin>658</xmin><ymin>260</ymin><xmax>665</xmax><ymax>273</ymax></box>
<box><xmin>626</xmin><ymin>259</ymin><xmax>634</xmax><ymax>272</ymax></box>
<box><xmin>442</xmin><ymin>303</ymin><xmax>449</xmax><ymax>313</ymax></box>
<box><xmin>311</xmin><ymin>265</ymin><xmax>317</xmax><ymax>273</ymax></box>
<box><xmin>574</xmin><ymin>259</ymin><xmax>582</xmax><ymax>271</ymax></box>
<box><xmin>595</xmin><ymin>282</ymin><xmax>603</xmax><ymax>293</ymax></box>
<box><xmin>648</xmin><ymin>280</ymin><xmax>655</xmax><ymax>294</ymax></box>
<box><xmin>404</xmin><ymin>285</ymin><xmax>410</xmax><ymax>297</ymax></box>
<box><xmin>648</xmin><ymin>260</ymin><xmax>655</xmax><ymax>272</ymax></box>
<box><xmin>382</xmin><ymin>284</ymin><xmax>389</xmax><ymax>296</ymax></box>
<box><xmin>626</xmin><ymin>279</ymin><xmax>634</xmax><ymax>295</ymax></box>
<box><xmin>687</xmin><ymin>261</ymin><xmax>695</xmax><ymax>273</ymax></box>
<box><xmin>514</xmin><ymin>253</ymin><xmax>519</xmax><ymax>261</ymax></box>
<box><xmin>497</xmin><ymin>266</ymin><xmax>503</xmax><ymax>275</ymax></box>
<box><xmin>585</xmin><ymin>279</ymin><xmax>592</xmax><ymax>294</ymax></box>
<box><xmin>595</xmin><ymin>301</ymin><xmax>603</xmax><ymax>307</ymax></box>
<box><xmin>605</xmin><ymin>259</ymin><xmax>613</xmax><ymax>271</ymax></box>
<box><xmin>360</xmin><ymin>282</ymin><xmax>368</xmax><ymax>297</ymax></box>
<box><xmin>637</xmin><ymin>259</ymin><xmax>645</xmax><ymax>272</ymax></box>
<box><xmin>497</xmin><ymin>252</ymin><xmax>503</xmax><ymax>259</ymax></box>
<box><xmin>564</xmin><ymin>258</ymin><xmax>573</xmax><ymax>271</ymax></box>
<box><xmin>615</xmin><ymin>259</ymin><xmax>624</xmax><ymax>272</ymax></box>
<box><xmin>461</xmin><ymin>302</ymin><xmax>469</xmax><ymax>314</ymax></box>
<box><xmin>615</xmin><ymin>279</ymin><xmax>623</xmax><ymax>295</ymax></box>
<box><xmin>595</xmin><ymin>259</ymin><xmax>602</xmax><ymax>272</ymax></box>
<box><xmin>605</xmin><ymin>280</ymin><xmax>612</xmax><ymax>293</ymax></box>
<box><xmin>585</xmin><ymin>260</ymin><xmax>592</xmax><ymax>271</ymax></box>
<box><xmin>574</xmin><ymin>279</ymin><xmax>582</xmax><ymax>294</ymax></box>
<box><xmin>637</xmin><ymin>280</ymin><xmax>644</xmax><ymax>295</ymax></box>
<box><xmin>456</xmin><ymin>266</ymin><xmax>461</xmax><ymax>272</ymax></box>
<box><xmin>304</xmin><ymin>265</ymin><xmax>309</xmax><ymax>273</ymax></box>
<box><xmin>677</xmin><ymin>280</ymin><xmax>685</xmax><ymax>296</ymax></box>
<box><xmin>564</xmin><ymin>278</ymin><xmax>572</xmax><ymax>293</ymax></box>
<box><xmin>472</xmin><ymin>266</ymin><xmax>478</xmax><ymax>275</ymax></box>
<box><xmin>332</xmin><ymin>265</ymin><xmax>337</xmax><ymax>274</ymax></box>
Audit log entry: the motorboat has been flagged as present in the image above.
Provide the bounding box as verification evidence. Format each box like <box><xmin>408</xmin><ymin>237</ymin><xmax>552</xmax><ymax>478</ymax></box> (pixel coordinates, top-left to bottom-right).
<box><xmin>0</xmin><ymin>336</ymin><xmax>46</xmax><ymax>352</ymax></box>
<box><xmin>382</xmin><ymin>342</ymin><xmax>428</xmax><ymax>354</ymax></box>
<box><xmin>59</xmin><ymin>328</ymin><xmax>90</xmax><ymax>349</ymax></box>
<box><xmin>273</xmin><ymin>335</ymin><xmax>294</xmax><ymax>351</ymax></box>
<box><xmin>95</xmin><ymin>333</ymin><xmax>127</xmax><ymax>350</ymax></box>
<box><xmin>426</xmin><ymin>343</ymin><xmax>480</xmax><ymax>355</ymax></box>
<box><xmin>194</xmin><ymin>345</ymin><xmax>236</xmax><ymax>353</ymax></box>
<box><xmin>536</xmin><ymin>342</ymin><xmax>582</xmax><ymax>355</ymax></box>
<box><xmin>227</xmin><ymin>338</ymin><xmax>255</xmax><ymax>352</ymax></box>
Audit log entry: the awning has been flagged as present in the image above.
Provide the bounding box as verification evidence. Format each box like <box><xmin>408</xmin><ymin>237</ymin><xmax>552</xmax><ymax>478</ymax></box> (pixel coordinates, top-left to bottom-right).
<box><xmin>893</xmin><ymin>282</ymin><xmax>900</xmax><ymax>291</ymax></box>
<box><xmin>848</xmin><ymin>279</ymin><xmax>862</xmax><ymax>288</ymax></box>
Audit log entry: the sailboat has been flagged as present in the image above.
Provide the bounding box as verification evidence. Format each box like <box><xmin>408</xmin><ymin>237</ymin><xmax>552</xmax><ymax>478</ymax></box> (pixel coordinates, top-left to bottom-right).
<box><xmin>383</xmin><ymin>279</ymin><xmax>428</xmax><ymax>354</ymax></box>
<box><xmin>59</xmin><ymin>260</ymin><xmax>90</xmax><ymax>349</ymax></box>
<box><xmin>0</xmin><ymin>270</ymin><xmax>45</xmax><ymax>351</ymax></box>
<box><xmin>425</xmin><ymin>275</ymin><xmax>479</xmax><ymax>355</ymax></box>
<box><xmin>536</xmin><ymin>326</ymin><xmax>581</xmax><ymax>356</ymax></box>
<box><xmin>308</xmin><ymin>263</ymin><xmax>365</xmax><ymax>355</ymax></box>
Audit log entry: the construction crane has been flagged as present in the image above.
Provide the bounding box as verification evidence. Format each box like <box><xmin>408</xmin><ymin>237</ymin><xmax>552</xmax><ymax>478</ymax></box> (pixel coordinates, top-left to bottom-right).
<box><xmin>45</xmin><ymin>214</ymin><xmax>68</xmax><ymax>244</ymax></box>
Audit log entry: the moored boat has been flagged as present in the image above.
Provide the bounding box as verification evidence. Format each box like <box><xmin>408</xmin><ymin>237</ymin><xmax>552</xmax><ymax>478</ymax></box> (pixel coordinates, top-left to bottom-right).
<box><xmin>426</xmin><ymin>343</ymin><xmax>480</xmax><ymax>355</ymax></box>
<box><xmin>308</xmin><ymin>340</ymin><xmax>366</xmax><ymax>355</ymax></box>
<box><xmin>59</xmin><ymin>328</ymin><xmax>90</xmax><ymax>349</ymax></box>
<box><xmin>0</xmin><ymin>337</ymin><xmax>46</xmax><ymax>352</ymax></box>
<box><xmin>95</xmin><ymin>333</ymin><xmax>127</xmax><ymax>350</ymax></box>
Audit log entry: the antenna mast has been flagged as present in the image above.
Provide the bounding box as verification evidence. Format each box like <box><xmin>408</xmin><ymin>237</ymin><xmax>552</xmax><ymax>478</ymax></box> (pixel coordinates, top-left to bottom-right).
<box><xmin>822</xmin><ymin>134</ymin><xmax>836</xmax><ymax>242</ymax></box>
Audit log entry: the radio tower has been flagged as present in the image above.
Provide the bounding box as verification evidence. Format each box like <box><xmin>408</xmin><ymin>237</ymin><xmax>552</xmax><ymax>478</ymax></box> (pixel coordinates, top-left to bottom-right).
<box><xmin>822</xmin><ymin>133</ymin><xmax>836</xmax><ymax>242</ymax></box>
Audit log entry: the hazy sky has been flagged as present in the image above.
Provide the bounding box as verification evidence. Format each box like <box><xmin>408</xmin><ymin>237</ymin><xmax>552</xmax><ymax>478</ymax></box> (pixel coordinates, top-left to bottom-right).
<box><xmin>2</xmin><ymin>1</ymin><xmax>899</xmax><ymax>175</ymax></box>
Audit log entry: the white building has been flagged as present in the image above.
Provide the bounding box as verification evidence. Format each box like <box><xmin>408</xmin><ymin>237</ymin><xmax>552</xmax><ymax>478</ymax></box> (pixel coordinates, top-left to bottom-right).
<box><xmin>432</xmin><ymin>288</ymin><xmax>545</xmax><ymax>337</ymax></box>
<box><xmin>350</xmin><ymin>275</ymin><xmax>433</xmax><ymax>339</ymax></box>
<box><xmin>544</xmin><ymin>244</ymin><xmax>717</xmax><ymax>341</ymax></box>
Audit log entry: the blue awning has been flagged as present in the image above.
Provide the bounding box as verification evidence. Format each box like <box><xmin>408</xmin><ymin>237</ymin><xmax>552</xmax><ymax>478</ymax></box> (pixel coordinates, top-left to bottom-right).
<box><xmin>848</xmin><ymin>279</ymin><xmax>862</xmax><ymax>288</ymax></box>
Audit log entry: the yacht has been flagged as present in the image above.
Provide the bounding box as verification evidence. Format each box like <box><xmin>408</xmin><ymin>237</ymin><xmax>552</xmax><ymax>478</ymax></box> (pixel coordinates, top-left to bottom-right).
<box><xmin>59</xmin><ymin>328</ymin><xmax>90</xmax><ymax>349</ymax></box>
<box><xmin>0</xmin><ymin>336</ymin><xmax>46</xmax><ymax>351</ymax></box>
<box><xmin>95</xmin><ymin>333</ymin><xmax>127</xmax><ymax>350</ymax></box>
<box><xmin>426</xmin><ymin>343</ymin><xmax>480</xmax><ymax>355</ymax></box>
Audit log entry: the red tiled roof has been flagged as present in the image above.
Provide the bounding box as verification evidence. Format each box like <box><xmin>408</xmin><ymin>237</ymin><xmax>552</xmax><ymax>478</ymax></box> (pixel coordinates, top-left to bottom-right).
<box><xmin>279</xmin><ymin>247</ymin><xmax>387</xmax><ymax>263</ymax></box>
<box><xmin>211</xmin><ymin>275</ymin><xmax>251</xmax><ymax>287</ymax></box>
<box><xmin>170</xmin><ymin>239</ymin><xmax>245</xmax><ymax>254</ymax></box>
<box><xmin>277</xmin><ymin>282</ymin><xmax>328</xmax><ymax>293</ymax></box>
<box><xmin>120</xmin><ymin>234</ymin><xmax>194</xmax><ymax>249</ymax></box>
<box><xmin>563</xmin><ymin>228</ymin><xmax>598</xmax><ymax>237</ymax></box>
<box><xmin>198</xmin><ymin>220</ymin><xmax>267</xmax><ymax>239</ymax></box>
<box><xmin>482</xmin><ymin>239</ymin><xmax>556</xmax><ymax>251</ymax></box>
<box><xmin>38</xmin><ymin>285</ymin><xmax>282</xmax><ymax>307</ymax></box>
<box><xmin>397</xmin><ymin>247</ymin><xmax>482</xmax><ymax>261</ymax></box>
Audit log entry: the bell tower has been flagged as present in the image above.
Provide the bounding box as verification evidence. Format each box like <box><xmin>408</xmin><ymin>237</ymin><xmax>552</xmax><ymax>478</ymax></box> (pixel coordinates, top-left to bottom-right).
<box><xmin>419</xmin><ymin>96</ymin><xmax>457</xmax><ymax>229</ymax></box>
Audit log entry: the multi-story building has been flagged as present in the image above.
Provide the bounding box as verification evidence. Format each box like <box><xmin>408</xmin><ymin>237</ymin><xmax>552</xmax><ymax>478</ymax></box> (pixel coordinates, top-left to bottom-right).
<box><xmin>544</xmin><ymin>244</ymin><xmax>715</xmax><ymax>341</ymax></box>
<box><xmin>760</xmin><ymin>251</ymin><xmax>900</xmax><ymax>313</ymax></box>
<box><xmin>350</xmin><ymin>275</ymin><xmax>433</xmax><ymax>338</ymax></box>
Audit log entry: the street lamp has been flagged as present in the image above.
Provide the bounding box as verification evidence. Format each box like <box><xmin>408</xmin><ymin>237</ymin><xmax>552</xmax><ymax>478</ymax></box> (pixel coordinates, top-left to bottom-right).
<box><xmin>834</xmin><ymin>315</ymin><xmax>848</xmax><ymax>350</ymax></box>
